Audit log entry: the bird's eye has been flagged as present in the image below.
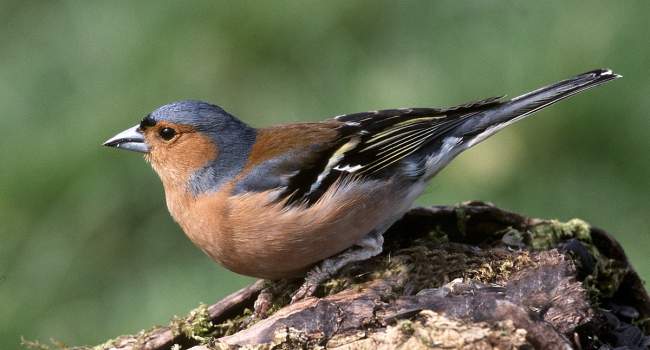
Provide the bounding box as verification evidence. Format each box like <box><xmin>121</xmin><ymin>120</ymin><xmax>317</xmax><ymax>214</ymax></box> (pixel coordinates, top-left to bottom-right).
<box><xmin>159</xmin><ymin>127</ymin><xmax>176</xmax><ymax>141</ymax></box>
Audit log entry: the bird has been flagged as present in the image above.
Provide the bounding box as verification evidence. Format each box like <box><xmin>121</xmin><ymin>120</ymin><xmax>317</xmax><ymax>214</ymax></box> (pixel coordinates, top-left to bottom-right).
<box><xmin>104</xmin><ymin>69</ymin><xmax>620</xmax><ymax>304</ymax></box>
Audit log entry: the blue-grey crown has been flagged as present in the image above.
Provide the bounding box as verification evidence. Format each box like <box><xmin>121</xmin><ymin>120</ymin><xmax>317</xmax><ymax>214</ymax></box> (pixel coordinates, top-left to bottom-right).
<box><xmin>148</xmin><ymin>100</ymin><xmax>244</xmax><ymax>133</ymax></box>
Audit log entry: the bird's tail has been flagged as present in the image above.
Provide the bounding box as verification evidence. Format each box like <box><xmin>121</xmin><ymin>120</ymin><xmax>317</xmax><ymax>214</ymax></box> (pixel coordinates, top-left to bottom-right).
<box><xmin>453</xmin><ymin>68</ymin><xmax>621</xmax><ymax>148</ymax></box>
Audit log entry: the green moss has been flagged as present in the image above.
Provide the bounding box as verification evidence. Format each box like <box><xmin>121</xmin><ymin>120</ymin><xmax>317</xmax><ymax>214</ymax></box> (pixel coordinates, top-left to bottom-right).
<box><xmin>321</xmin><ymin>275</ymin><xmax>353</xmax><ymax>296</ymax></box>
<box><xmin>454</xmin><ymin>206</ymin><xmax>468</xmax><ymax>237</ymax></box>
<box><xmin>500</xmin><ymin>227</ymin><xmax>525</xmax><ymax>247</ymax></box>
<box><xmin>170</xmin><ymin>303</ymin><xmax>213</xmax><ymax>342</ymax></box>
<box><xmin>584</xmin><ymin>257</ymin><xmax>629</xmax><ymax>300</ymax></box>
<box><xmin>520</xmin><ymin>217</ymin><xmax>630</xmax><ymax>302</ymax></box>
<box><xmin>269</xmin><ymin>327</ymin><xmax>323</xmax><ymax>350</ymax></box>
<box><xmin>528</xmin><ymin>218</ymin><xmax>591</xmax><ymax>250</ymax></box>
<box><xmin>399</xmin><ymin>320</ymin><xmax>415</xmax><ymax>335</ymax></box>
<box><xmin>465</xmin><ymin>251</ymin><xmax>535</xmax><ymax>283</ymax></box>
<box><xmin>426</xmin><ymin>225</ymin><xmax>449</xmax><ymax>245</ymax></box>
<box><xmin>212</xmin><ymin>308</ymin><xmax>253</xmax><ymax>338</ymax></box>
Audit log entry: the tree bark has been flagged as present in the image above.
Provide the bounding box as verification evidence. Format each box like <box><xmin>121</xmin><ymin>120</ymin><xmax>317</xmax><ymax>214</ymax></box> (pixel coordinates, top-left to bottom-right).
<box><xmin>25</xmin><ymin>202</ymin><xmax>649</xmax><ymax>350</ymax></box>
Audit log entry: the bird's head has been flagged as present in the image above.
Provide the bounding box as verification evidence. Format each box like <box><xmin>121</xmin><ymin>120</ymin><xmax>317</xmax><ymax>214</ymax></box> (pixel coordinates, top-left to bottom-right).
<box><xmin>104</xmin><ymin>100</ymin><xmax>256</xmax><ymax>194</ymax></box>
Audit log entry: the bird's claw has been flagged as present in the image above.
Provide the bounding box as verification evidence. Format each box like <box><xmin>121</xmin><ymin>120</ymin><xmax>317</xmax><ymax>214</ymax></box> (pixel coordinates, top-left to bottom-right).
<box><xmin>290</xmin><ymin>283</ymin><xmax>317</xmax><ymax>304</ymax></box>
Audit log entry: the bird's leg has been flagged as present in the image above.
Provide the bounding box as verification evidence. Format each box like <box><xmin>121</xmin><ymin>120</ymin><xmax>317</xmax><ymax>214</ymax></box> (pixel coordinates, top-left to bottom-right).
<box><xmin>252</xmin><ymin>285</ymin><xmax>274</xmax><ymax>319</ymax></box>
<box><xmin>291</xmin><ymin>230</ymin><xmax>384</xmax><ymax>303</ymax></box>
<box><xmin>248</xmin><ymin>279</ymin><xmax>290</xmax><ymax>322</ymax></box>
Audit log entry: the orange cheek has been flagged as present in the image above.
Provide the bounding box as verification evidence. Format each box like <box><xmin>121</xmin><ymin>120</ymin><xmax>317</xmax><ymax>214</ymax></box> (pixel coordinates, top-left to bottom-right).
<box><xmin>146</xmin><ymin>133</ymin><xmax>218</xmax><ymax>187</ymax></box>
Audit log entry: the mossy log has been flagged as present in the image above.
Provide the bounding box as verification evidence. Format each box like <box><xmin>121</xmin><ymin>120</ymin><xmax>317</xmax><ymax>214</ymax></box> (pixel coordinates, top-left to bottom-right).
<box><xmin>26</xmin><ymin>202</ymin><xmax>649</xmax><ymax>350</ymax></box>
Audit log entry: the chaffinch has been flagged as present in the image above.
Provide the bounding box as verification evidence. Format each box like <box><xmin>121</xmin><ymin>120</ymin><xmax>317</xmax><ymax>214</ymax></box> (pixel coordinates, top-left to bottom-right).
<box><xmin>104</xmin><ymin>69</ymin><xmax>619</xmax><ymax>302</ymax></box>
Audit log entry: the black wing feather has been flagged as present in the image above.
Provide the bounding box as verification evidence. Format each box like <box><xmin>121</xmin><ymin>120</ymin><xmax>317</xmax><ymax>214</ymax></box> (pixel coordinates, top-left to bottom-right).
<box><xmin>279</xmin><ymin>96</ymin><xmax>504</xmax><ymax>206</ymax></box>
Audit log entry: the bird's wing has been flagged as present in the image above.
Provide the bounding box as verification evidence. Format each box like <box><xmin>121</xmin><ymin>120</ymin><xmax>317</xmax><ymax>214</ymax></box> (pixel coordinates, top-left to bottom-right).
<box><xmin>234</xmin><ymin>96</ymin><xmax>504</xmax><ymax>207</ymax></box>
<box><xmin>330</xmin><ymin>96</ymin><xmax>504</xmax><ymax>177</ymax></box>
<box><xmin>237</xmin><ymin>69</ymin><xmax>621</xmax><ymax>208</ymax></box>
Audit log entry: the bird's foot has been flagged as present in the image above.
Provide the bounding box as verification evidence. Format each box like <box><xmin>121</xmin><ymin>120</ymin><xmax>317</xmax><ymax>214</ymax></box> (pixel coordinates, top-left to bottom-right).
<box><xmin>290</xmin><ymin>230</ymin><xmax>385</xmax><ymax>304</ymax></box>
<box><xmin>244</xmin><ymin>280</ymin><xmax>291</xmax><ymax>325</ymax></box>
<box><xmin>290</xmin><ymin>265</ymin><xmax>331</xmax><ymax>303</ymax></box>
<box><xmin>252</xmin><ymin>286</ymin><xmax>274</xmax><ymax>319</ymax></box>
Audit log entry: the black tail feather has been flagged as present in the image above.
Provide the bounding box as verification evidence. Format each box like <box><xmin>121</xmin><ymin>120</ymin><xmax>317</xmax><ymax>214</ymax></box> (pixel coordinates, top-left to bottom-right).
<box><xmin>455</xmin><ymin>68</ymin><xmax>621</xmax><ymax>147</ymax></box>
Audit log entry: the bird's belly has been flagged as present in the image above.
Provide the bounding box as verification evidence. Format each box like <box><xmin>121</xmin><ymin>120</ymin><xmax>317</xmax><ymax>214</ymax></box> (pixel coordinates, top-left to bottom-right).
<box><xmin>187</xmin><ymin>180</ymin><xmax>419</xmax><ymax>279</ymax></box>
<box><xmin>215</xmin><ymin>222</ymin><xmax>372</xmax><ymax>279</ymax></box>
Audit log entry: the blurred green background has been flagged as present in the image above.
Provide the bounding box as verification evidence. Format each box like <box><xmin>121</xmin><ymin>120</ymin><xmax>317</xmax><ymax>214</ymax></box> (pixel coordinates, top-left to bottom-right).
<box><xmin>1</xmin><ymin>1</ymin><xmax>648</xmax><ymax>348</ymax></box>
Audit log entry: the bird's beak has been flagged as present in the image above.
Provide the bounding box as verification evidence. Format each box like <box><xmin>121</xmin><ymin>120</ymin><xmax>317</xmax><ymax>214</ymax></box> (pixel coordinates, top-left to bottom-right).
<box><xmin>103</xmin><ymin>124</ymin><xmax>150</xmax><ymax>153</ymax></box>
